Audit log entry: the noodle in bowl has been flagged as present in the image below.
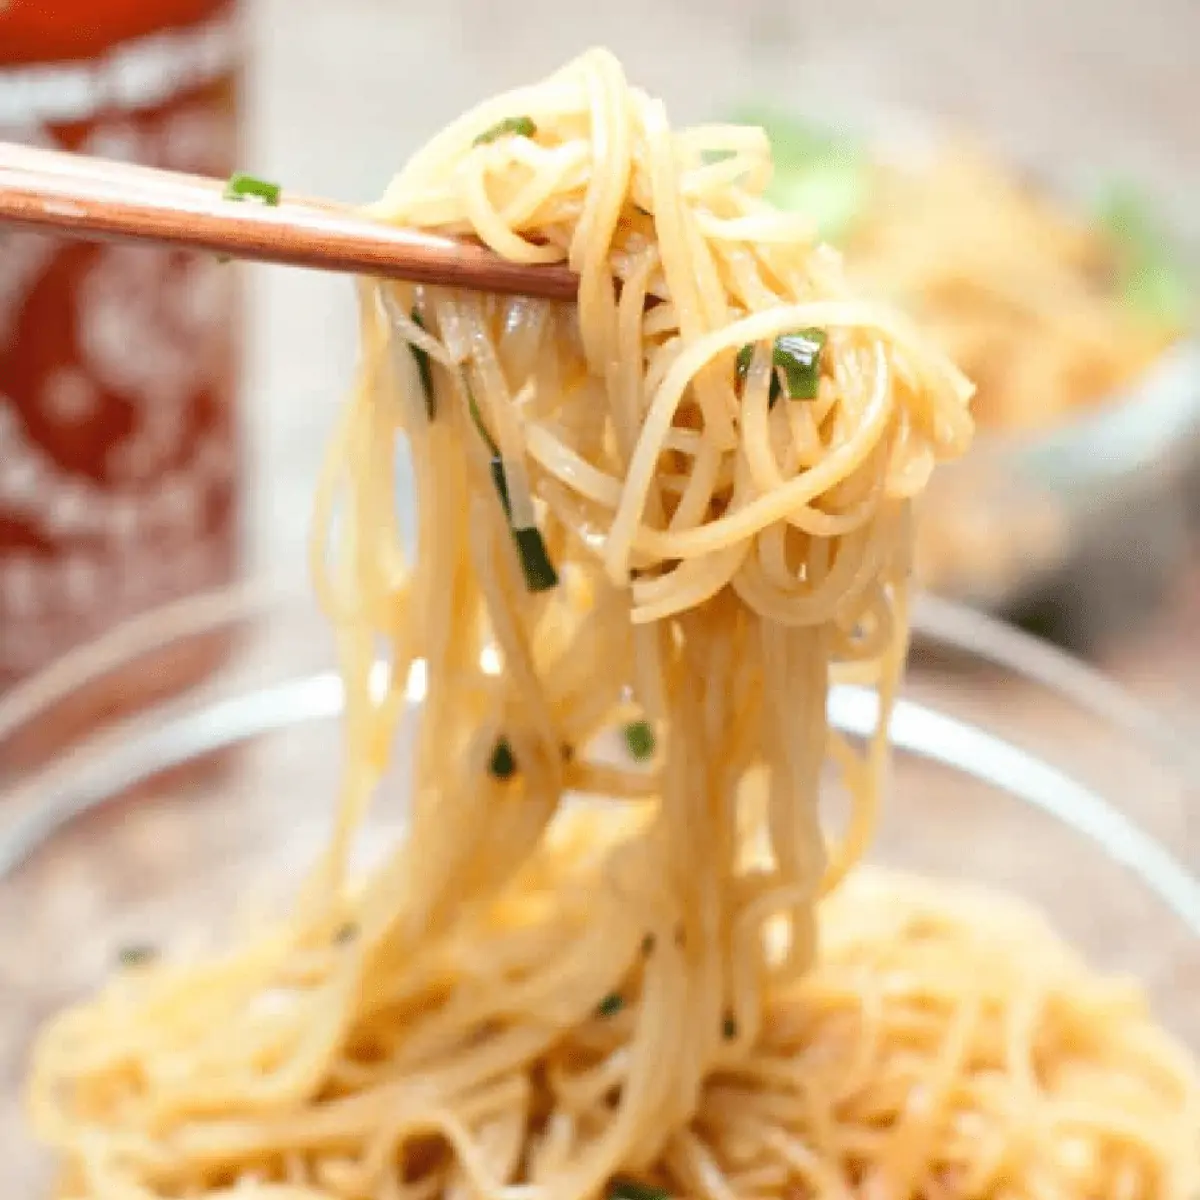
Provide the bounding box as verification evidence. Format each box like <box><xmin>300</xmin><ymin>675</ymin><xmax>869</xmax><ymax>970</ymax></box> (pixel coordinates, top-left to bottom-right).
<box><xmin>15</xmin><ymin>49</ymin><xmax>1200</xmax><ymax>1200</ymax></box>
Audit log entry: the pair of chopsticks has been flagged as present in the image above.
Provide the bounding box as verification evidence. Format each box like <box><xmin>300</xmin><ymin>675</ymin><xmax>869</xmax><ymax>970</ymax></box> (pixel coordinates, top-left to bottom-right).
<box><xmin>0</xmin><ymin>140</ymin><xmax>579</xmax><ymax>302</ymax></box>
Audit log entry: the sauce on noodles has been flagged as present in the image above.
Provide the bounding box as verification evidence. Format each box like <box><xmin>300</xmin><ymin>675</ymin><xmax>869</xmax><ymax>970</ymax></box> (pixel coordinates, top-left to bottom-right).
<box><xmin>28</xmin><ymin>49</ymin><xmax>1200</xmax><ymax>1200</ymax></box>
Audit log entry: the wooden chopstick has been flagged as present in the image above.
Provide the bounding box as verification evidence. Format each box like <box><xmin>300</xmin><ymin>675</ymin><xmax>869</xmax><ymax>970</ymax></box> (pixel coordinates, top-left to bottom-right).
<box><xmin>0</xmin><ymin>140</ymin><xmax>580</xmax><ymax>302</ymax></box>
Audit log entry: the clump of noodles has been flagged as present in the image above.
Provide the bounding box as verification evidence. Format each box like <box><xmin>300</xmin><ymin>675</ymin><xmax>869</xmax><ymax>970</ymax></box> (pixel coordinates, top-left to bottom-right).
<box><xmin>26</xmin><ymin>48</ymin><xmax>1199</xmax><ymax>1200</ymax></box>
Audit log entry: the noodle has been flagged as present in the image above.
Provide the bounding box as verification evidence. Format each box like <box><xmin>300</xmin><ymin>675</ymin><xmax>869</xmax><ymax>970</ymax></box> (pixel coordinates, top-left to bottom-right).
<box><xmin>27</xmin><ymin>50</ymin><xmax>1199</xmax><ymax>1200</ymax></box>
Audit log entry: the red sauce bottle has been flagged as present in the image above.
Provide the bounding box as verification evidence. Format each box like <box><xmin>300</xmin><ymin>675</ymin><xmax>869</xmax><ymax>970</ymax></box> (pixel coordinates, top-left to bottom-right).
<box><xmin>0</xmin><ymin>1</ymin><xmax>243</xmax><ymax>742</ymax></box>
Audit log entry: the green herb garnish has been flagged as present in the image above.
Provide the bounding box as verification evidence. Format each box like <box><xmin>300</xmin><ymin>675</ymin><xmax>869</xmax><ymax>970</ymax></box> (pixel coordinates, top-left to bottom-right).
<box><xmin>334</xmin><ymin>922</ymin><xmax>358</xmax><ymax>945</ymax></box>
<box><xmin>512</xmin><ymin>528</ymin><xmax>558</xmax><ymax>592</ymax></box>
<box><xmin>772</xmin><ymin>330</ymin><xmax>826</xmax><ymax>398</ymax></box>
<box><xmin>641</xmin><ymin>933</ymin><xmax>656</xmax><ymax>956</ymax></box>
<box><xmin>463</xmin><ymin>373</ymin><xmax>557</xmax><ymax>592</ymax></box>
<box><xmin>623</xmin><ymin>720</ymin><xmax>655</xmax><ymax>761</ymax></box>
<box><xmin>465</xmin><ymin>374</ymin><xmax>499</xmax><ymax>454</ymax></box>
<box><xmin>409</xmin><ymin>309</ymin><xmax>435</xmax><ymax>419</ymax></box>
<box><xmin>608</xmin><ymin>1179</ymin><xmax>670</xmax><ymax>1200</ymax></box>
<box><xmin>474</xmin><ymin>116</ymin><xmax>537</xmax><ymax>146</ymax></box>
<box><xmin>597</xmin><ymin>992</ymin><xmax>624</xmax><ymax>1017</ymax></box>
<box><xmin>490</xmin><ymin>454</ymin><xmax>559</xmax><ymax>593</ymax></box>
<box><xmin>734</xmin><ymin>342</ymin><xmax>781</xmax><ymax>405</ymax></box>
<box><xmin>222</xmin><ymin>172</ymin><xmax>281</xmax><ymax>205</ymax></box>
<box><xmin>735</xmin><ymin>330</ymin><xmax>826</xmax><ymax>405</ymax></box>
<box><xmin>489</xmin><ymin>736</ymin><xmax>517</xmax><ymax>780</ymax></box>
<box><xmin>489</xmin><ymin>454</ymin><xmax>510</xmax><ymax>507</ymax></box>
<box><xmin>117</xmin><ymin>944</ymin><xmax>157</xmax><ymax>968</ymax></box>
<box><xmin>723</xmin><ymin>1013</ymin><xmax>738</xmax><ymax>1039</ymax></box>
<box><xmin>1095</xmin><ymin>184</ymin><xmax>1193</xmax><ymax>327</ymax></box>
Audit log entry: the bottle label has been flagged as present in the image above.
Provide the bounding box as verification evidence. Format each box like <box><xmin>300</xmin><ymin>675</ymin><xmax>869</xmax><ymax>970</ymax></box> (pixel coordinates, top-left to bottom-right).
<box><xmin>0</xmin><ymin>8</ymin><xmax>241</xmax><ymax>685</ymax></box>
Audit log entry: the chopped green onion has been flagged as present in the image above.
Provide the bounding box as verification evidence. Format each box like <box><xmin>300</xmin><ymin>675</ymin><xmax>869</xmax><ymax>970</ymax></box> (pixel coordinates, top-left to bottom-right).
<box><xmin>723</xmin><ymin>1013</ymin><xmax>738</xmax><ymax>1039</ymax></box>
<box><xmin>409</xmin><ymin>309</ymin><xmax>435</xmax><ymax>419</ymax></box>
<box><xmin>512</xmin><ymin>527</ymin><xmax>559</xmax><ymax>592</ymax></box>
<box><xmin>735</xmin><ymin>330</ymin><xmax>826</xmax><ymax>405</ymax></box>
<box><xmin>772</xmin><ymin>329</ymin><xmax>826</xmax><ymax>399</ymax></box>
<box><xmin>608</xmin><ymin>1179</ymin><xmax>670</xmax><ymax>1200</ymax></box>
<box><xmin>623</xmin><ymin>720</ymin><xmax>655</xmax><ymax>761</ymax></box>
<box><xmin>490</xmin><ymin>454</ymin><xmax>559</xmax><ymax>593</ymax></box>
<box><xmin>641</xmin><ymin>933</ymin><xmax>656</xmax><ymax>956</ymax></box>
<box><xmin>334</xmin><ymin>922</ymin><xmax>358</xmax><ymax>945</ymax></box>
<box><xmin>474</xmin><ymin>116</ymin><xmax>537</xmax><ymax>146</ymax></box>
<box><xmin>223</xmin><ymin>171</ymin><xmax>281</xmax><ymax>205</ymax></box>
<box><xmin>596</xmin><ymin>992</ymin><xmax>624</xmax><ymax>1017</ymax></box>
<box><xmin>735</xmin><ymin>341</ymin><xmax>781</xmax><ymax>404</ymax></box>
<box><xmin>489</xmin><ymin>736</ymin><xmax>517</xmax><ymax>780</ymax></box>
<box><xmin>490</xmin><ymin>454</ymin><xmax>511</xmax><ymax>510</ymax></box>
<box><xmin>465</xmin><ymin>373</ymin><xmax>558</xmax><ymax>593</ymax></box>
<box><xmin>464</xmin><ymin>374</ymin><xmax>500</xmax><ymax>455</ymax></box>
<box><xmin>117</xmin><ymin>944</ymin><xmax>157</xmax><ymax>968</ymax></box>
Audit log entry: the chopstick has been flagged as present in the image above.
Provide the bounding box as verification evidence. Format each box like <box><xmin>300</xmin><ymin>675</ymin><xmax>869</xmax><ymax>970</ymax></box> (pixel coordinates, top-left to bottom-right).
<box><xmin>0</xmin><ymin>140</ymin><xmax>580</xmax><ymax>302</ymax></box>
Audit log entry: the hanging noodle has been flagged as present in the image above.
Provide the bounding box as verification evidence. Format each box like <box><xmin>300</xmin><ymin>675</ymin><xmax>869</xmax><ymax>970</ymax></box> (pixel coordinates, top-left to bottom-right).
<box><xmin>27</xmin><ymin>50</ymin><xmax>1200</xmax><ymax>1200</ymax></box>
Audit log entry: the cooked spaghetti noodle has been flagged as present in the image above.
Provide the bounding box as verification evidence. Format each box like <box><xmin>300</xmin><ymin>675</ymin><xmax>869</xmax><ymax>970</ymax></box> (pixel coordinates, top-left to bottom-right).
<box><xmin>27</xmin><ymin>49</ymin><xmax>1199</xmax><ymax>1200</ymax></box>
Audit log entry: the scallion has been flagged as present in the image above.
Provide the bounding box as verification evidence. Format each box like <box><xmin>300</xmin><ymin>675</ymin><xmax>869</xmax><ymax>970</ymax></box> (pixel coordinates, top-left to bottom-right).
<box><xmin>464</xmin><ymin>375</ymin><xmax>558</xmax><ymax>593</ymax></box>
<box><xmin>222</xmin><ymin>171</ymin><xmax>281</xmax><ymax>205</ymax></box>
<box><xmin>490</xmin><ymin>454</ymin><xmax>559</xmax><ymax>593</ymax></box>
<box><xmin>772</xmin><ymin>330</ymin><xmax>827</xmax><ymax>398</ymax></box>
<box><xmin>409</xmin><ymin>309</ymin><xmax>435</xmax><ymax>419</ymax></box>
<box><xmin>117</xmin><ymin>944</ymin><xmax>157</xmax><ymax>968</ymax></box>
<box><xmin>596</xmin><ymin>992</ymin><xmax>624</xmax><ymax>1017</ymax></box>
<box><xmin>735</xmin><ymin>330</ymin><xmax>826</xmax><ymax>405</ymax></box>
<box><xmin>735</xmin><ymin>341</ymin><xmax>781</xmax><ymax>403</ymax></box>
<box><xmin>723</xmin><ymin>1013</ymin><xmax>738</xmax><ymax>1039</ymax></box>
<box><xmin>608</xmin><ymin>1179</ymin><xmax>670</xmax><ymax>1200</ymax></box>
<box><xmin>465</xmin><ymin>375</ymin><xmax>499</xmax><ymax>454</ymax></box>
<box><xmin>474</xmin><ymin>116</ymin><xmax>536</xmax><ymax>146</ymax></box>
<box><xmin>623</xmin><ymin>720</ymin><xmax>655</xmax><ymax>761</ymax></box>
<box><xmin>489</xmin><ymin>736</ymin><xmax>517</xmax><ymax>780</ymax></box>
<box><xmin>490</xmin><ymin>454</ymin><xmax>510</xmax><ymax>510</ymax></box>
<box><xmin>512</xmin><ymin>527</ymin><xmax>558</xmax><ymax>592</ymax></box>
<box><xmin>334</xmin><ymin>922</ymin><xmax>358</xmax><ymax>945</ymax></box>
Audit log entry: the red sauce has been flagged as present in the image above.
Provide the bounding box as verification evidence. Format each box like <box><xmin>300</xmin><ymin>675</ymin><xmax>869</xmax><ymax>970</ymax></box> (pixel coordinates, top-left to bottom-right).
<box><xmin>0</xmin><ymin>1</ymin><xmax>244</xmax><ymax>757</ymax></box>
